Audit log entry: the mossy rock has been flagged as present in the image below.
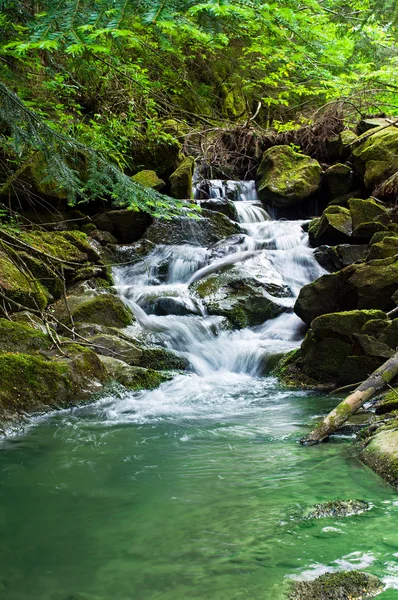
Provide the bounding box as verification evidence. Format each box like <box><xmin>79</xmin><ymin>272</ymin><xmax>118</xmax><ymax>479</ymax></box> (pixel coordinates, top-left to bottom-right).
<box><xmin>368</xmin><ymin>234</ymin><xmax>398</xmax><ymax>261</ymax></box>
<box><xmin>305</xmin><ymin>500</ymin><xmax>370</xmax><ymax>519</ymax></box>
<box><xmin>0</xmin><ymin>346</ymin><xmax>106</xmax><ymax>432</ymax></box>
<box><xmin>353</xmin><ymin>333</ymin><xmax>394</xmax><ymax>359</ymax></box>
<box><xmin>288</xmin><ymin>570</ymin><xmax>383</xmax><ymax>600</ymax></box>
<box><xmin>378</xmin><ymin>318</ymin><xmax>398</xmax><ymax>350</ymax></box>
<box><xmin>294</xmin><ymin>271</ymin><xmax>342</xmax><ymax>324</ymax></box>
<box><xmin>85</xmin><ymin>333</ymin><xmax>142</xmax><ymax>365</ymax></box>
<box><xmin>375</xmin><ymin>389</ymin><xmax>398</xmax><ymax>415</ymax></box>
<box><xmin>314</xmin><ymin>244</ymin><xmax>368</xmax><ymax>272</ymax></box>
<box><xmin>308</xmin><ymin>206</ymin><xmax>352</xmax><ymax>247</ymax></box>
<box><xmin>131</xmin><ymin>132</ymin><xmax>182</xmax><ymax>180</ymax></box>
<box><xmin>352</xmin><ymin>124</ymin><xmax>398</xmax><ymax>188</ymax></box>
<box><xmin>348</xmin><ymin>198</ymin><xmax>390</xmax><ymax>239</ymax></box>
<box><xmin>99</xmin><ymin>356</ymin><xmax>171</xmax><ymax>390</ymax></box>
<box><xmin>16</xmin><ymin>230</ymin><xmax>101</xmax><ymax>264</ymax></box>
<box><xmin>72</xmin><ymin>294</ymin><xmax>134</xmax><ymax>328</ymax></box>
<box><xmin>338</xmin><ymin>129</ymin><xmax>358</xmax><ymax>159</ymax></box>
<box><xmin>338</xmin><ymin>355</ymin><xmax>384</xmax><ymax>386</ymax></box>
<box><xmin>311</xmin><ymin>310</ymin><xmax>388</xmax><ymax>343</ymax></box>
<box><xmin>169</xmin><ymin>156</ymin><xmax>195</xmax><ymax>199</ymax></box>
<box><xmin>131</xmin><ymin>169</ymin><xmax>165</xmax><ymax>191</ymax></box>
<box><xmin>256</xmin><ymin>145</ymin><xmax>322</xmax><ymax>207</ymax></box>
<box><xmin>145</xmin><ymin>210</ymin><xmax>240</xmax><ymax>247</ymax></box>
<box><xmin>0</xmin><ymin>248</ymin><xmax>50</xmax><ymax>311</ymax></box>
<box><xmin>301</xmin><ymin>333</ymin><xmax>352</xmax><ymax>381</ymax></box>
<box><xmin>361</xmin><ymin>428</ymin><xmax>398</xmax><ymax>487</ymax></box>
<box><xmin>139</xmin><ymin>347</ymin><xmax>189</xmax><ymax>371</ymax></box>
<box><xmin>0</xmin><ymin>318</ymin><xmax>52</xmax><ymax>353</ymax></box>
<box><xmin>324</xmin><ymin>163</ymin><xmax>353</xmax><ymax>199</ymax></box>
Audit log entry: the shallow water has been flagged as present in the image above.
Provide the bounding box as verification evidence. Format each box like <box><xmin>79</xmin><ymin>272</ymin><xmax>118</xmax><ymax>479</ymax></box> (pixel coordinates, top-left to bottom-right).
<box><xmin>1</xmin><ymin>381</ymin><xmax>398</xmax><ymax>600</ymax></box>
<box><xmin>1</xmin><ymin>181</ymin><xmax>397</xmax><ymax>599</ymax></box>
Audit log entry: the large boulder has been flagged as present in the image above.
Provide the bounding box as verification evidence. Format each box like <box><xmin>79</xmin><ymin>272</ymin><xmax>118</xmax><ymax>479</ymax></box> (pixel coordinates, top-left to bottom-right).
<box><xmin>308</xmin><ymin>206</ymin><xmax>352</xmax><ymax>246</ymax></box>
<box><xmin>256</xmin><ymin>145</ymin><xmax>322</xmax><ymax>207</ymax></box>
<box><xmin>99</xmin><ymin>356</ymin><xmax>171</xmax><ymax>390</ymax></box>
<box><xmin>295</xmin><ymin>256</ymin><xmax>398</xmax><ymax>323</ymax></box>
<box><xmin>144</xmin><ymin>209</ymin><xmax>240</xmax><ymax>247</ymax></box>
<box><xmin>92</xmin><ymin>209</ymin><xmax>152</xmax><ymax>244</ymax></box>
<box><xmin>190</xmin><ymin>267</ymin><xmax>291</xmax><ymax>328</ymax></box>
<box><xmin>348</xmin><ymin>197</ymin><xmax>390</xmax><ymax>239</ymax></box>
<box><xmin>352</xmin><ymin>124</ymin><xmax>398</xmax><ymax>189</ymax></box>
<box><xmin>368</xmin><ymin>231</ymin><xmax>398</xmax><ymax>260</ymax></box>
<box><xmin>53</xmin><ymin>292</ymin><xmax>134</xmax><ymax>329</ymax></box>
<box><xmin>169</xmin><ymin>156</ymin><xmax>195</xmax><ymax>199</ymax></box>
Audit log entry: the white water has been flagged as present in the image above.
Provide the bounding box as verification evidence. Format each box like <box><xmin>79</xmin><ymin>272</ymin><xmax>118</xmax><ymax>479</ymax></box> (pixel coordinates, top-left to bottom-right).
<box><xmin>113</xmin><ymin>180</ymin><xmax>325</xmax><ymax>387</ymax></box>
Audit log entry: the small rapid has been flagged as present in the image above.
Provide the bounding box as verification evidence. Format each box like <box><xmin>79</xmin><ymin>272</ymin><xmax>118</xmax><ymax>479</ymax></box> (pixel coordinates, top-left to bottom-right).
<box><xmin>113</xmin><ymin>180</ymin><xmax>324</xmax><ymax>384</ymax></box>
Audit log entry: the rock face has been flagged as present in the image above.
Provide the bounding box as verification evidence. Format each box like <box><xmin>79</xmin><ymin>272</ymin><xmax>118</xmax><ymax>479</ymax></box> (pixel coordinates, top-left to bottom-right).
<box><xmin>295</xmin><ymin>256</ymin><xmax>398</xmax><ymax>324</ymax></box>
<box><xmin>93</xmin><ymin>209</ymin><xmax>152</xmax><ymax>244</ymax></box>
<box><xmin>352</xmin><ymin>124</ymin><xmax>398</xmax><ymax>188</ymax></box>
<box><xmin>298</xmin><ymin>310</ymin><xmax>389</xmax><ymax>384</ymax></box>
<box><xmin>288</xmin><ymin>571</ymin><xmax>383</xmax><ymax>600</ymax></box>
<box><xmin>144</xmin><ymin>209</ymin><xmax>240</xmax><ymax>247</ymax></box>
<box><xmin>169</xmin><ymin>156</ymin><xmax>195</xmax><ymax>199</ymax></box>
<box><xmin>256</xmin><ymin>145</ymin><xmax>322</xmax><ymax>207</ymax></box>
<box><xmin>190</xmin><ymin>266</ymin><xmax>291</xmax><ymax>328</ymax></box>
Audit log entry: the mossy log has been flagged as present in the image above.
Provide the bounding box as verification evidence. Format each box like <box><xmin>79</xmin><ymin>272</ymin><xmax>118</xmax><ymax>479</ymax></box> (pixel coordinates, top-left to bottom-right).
<box><xmin>300</xmin><ymin>349</ymin><xmax>398</xmax><ymax>445</ymax></box>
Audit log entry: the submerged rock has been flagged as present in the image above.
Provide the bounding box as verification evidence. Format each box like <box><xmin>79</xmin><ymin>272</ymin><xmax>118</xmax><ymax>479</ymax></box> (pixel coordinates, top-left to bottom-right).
<box><xmin>288</xmin><ymin>570</ymin><xmax>383</xmax><ymax>600</ymax></box>
<box><xmin>256</xmin><ymin>145</ymin><xmax>322</xmax><ymax>207</ymax></box>
<box><xmin>305</xmin><ymin>500</ymin><xmax>371</xmax><ymax>520</ymax></box>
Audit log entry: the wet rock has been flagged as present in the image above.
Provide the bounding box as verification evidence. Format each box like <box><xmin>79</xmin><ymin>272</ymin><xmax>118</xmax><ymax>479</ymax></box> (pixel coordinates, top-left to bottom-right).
<box><xmin>256</xmin><ymin>145</ymin><xmax>322</xmax><ymax>207</ymax></box>
<box><xmin>139</xmin><ymin>347</ymin><xmax>189</xmax><ymax>371</ymax></box>
<box><xmin>99</xmin><ymin>356</ymin><xmax>171</xmax><ymax>390</ymax></box>
<box><xmin>144</xmin><ymin>210</ymin><xmax>240</xmax><ymax>247</ymax></box>
<box><xmin>305</xmin><ymin>499</ymin><xmax>371</xmax><ymax>519</ymax></box>
<box><xmin>199</xmin><ymin>198</ymin><xmax>238</xmax><ymax>221</ymax></box>
<box><xmin>336</xmin><ymin>411</ymin><xmax>374</xmax><ymax>435</ymax></box>
<box><xmin>361</xmin><ymin>428</ymin><xmax>398</xmax><ymax>487</ymax></box>
<box><xmin>288</xmin><ymin>570</ymin><xmax>383</xmax><ymax>600</ymax></box>
<box><xmin>308</xmin><ymin>206</ymin><xmax>352</xmax><ymax>247</ymax></box>
<box><xmin>352</xmin><ymin>124</ymin><xmax>398</xmax><ymax>188</ymax></box>
<box><xmin>169</xmin><ymin>156</ymin><xmax>195</xmax><ymax>199</ymax></box>
<box><xmin>84</xmin><ymin>333</ymin><xmax>143</xmax><ymax>365</ymax></box>
<box><xmin>131</xmin><ymin>169</ymin><xmax>165</xmax><ymax>191</ymax></box>
<box><xmin>190</xmin><ymin>267</ymin><xmax>290</xmax><ymax>328</ymax></box>
<box><xmin>92</xmin><ymin>210</ymin><xmax>152</xmax><ymax>244</ymax></box>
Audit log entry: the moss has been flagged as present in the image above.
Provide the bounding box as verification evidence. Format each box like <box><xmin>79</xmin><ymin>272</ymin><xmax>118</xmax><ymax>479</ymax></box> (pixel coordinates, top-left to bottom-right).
<box><xmin>0</xmin><ymin>318</ymin><xmax>51</xmax><ymax>353</ymax></box>
<box><xmin>348</xmin><ymin>197</ymin><xmax>391</xmax><ymax>239</ymax></box>
<box><xmin>139</xmin><ymin>347</ymin><xmax>189</xmax><ymax>371</ymax></box>
<box><xmin>131</xmin><ymin>169</ymin><xmax>165</xmax><ymax>191</ymax></box>
<box><xmin>256</xmin><ymin>145</ymin><xmax>322</xmax><ymax>207</ymax></box>
<box><xmin>361</xmin><ymin>429</ymin><xmax>398</xmax><ymax>487</ymax></box>
<box><xmin>16</xmin><ymin>230</ymin><xmax>100</xmax><ymax>264</ymax></box>
<box><xmin>352</xmin><ymin>125</ymin><xmax>398</xmax><ymax>188</ymax></box>
<box><xmin>100</xmin><ymin>356</ymin><xmax>172</xmax><ymax>391</ymax></box>
<box><xmin>311</xmin><ymin>309</ymin><xmax>387</xmax><ymax>343</ymax></box>
<box><xmin>0</xmin><ymin>248</ymin><xmax>49</xmax><ymax>311</ymax></box>
<box><xmin>368</xmin><ymin>234</ymin><xmax>398</xmax><ymax>260</ymax></box>
<box><xmin>375</xmin><ymin>389</ymin><xmax>398</xmax><ymax>415</ymax></box>
<box><xmin>169</xmin><ymin>156</ymin><xmax>195</xmax><ymax>199</ymax></box>
<box><xmin>288</xmin><ymin>570</ymin><xmax>383</xmax><ymax>600</ymax></box>
<box><xmin>324</xmin><ymin>163</ymin><xmax>352</xmax><ymax>199</ymax></box>
<box><xmin>72</xmin><ymin>294</ymin><xmax>134</xmax><ymax>328</ymax></box>
<box><xmin>309</xmin><ymin>205</ymin><xmax>353</xmax><ymax>246</ymax></box>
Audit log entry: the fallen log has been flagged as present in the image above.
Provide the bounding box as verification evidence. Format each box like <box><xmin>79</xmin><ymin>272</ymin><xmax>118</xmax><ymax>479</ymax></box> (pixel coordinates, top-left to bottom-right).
<box><xmin>300</xmin><ymin>350</ymin><xmax>398</xmax><ymax>445</ymax></box>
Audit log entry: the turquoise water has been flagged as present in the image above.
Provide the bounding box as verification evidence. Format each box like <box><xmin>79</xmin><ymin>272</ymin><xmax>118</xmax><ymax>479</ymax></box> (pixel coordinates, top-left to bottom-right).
<box><xmin>1</xmin><ymin>373</ymin><xmax>398</xmax><ymax>600</ymax></box>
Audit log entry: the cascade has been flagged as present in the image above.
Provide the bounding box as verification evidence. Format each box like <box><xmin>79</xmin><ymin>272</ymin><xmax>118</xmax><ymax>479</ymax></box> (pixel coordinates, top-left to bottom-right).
<box><xmin>114</xmin><ymin>180</ymin><xmax>325</xmax><ymax>380</ymax></box>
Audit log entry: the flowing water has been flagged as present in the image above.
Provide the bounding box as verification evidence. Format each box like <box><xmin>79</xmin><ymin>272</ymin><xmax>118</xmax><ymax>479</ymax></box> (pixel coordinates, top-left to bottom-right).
<box><xmin>1</xmin><ymin>182</ymin><xmax>398</xmax><ymax>600</ymax></box>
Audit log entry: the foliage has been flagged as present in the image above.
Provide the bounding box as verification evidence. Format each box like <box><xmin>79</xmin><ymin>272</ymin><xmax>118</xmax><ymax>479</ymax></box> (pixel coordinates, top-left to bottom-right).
<box><xmin>0</xmin><ymin>0</ymin><xmax>397</xmax><ymax>204</ymax></box>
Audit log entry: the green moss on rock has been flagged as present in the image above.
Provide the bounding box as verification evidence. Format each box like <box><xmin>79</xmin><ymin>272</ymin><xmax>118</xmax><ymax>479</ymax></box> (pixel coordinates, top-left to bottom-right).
<box><xmin>311</xmin><ymin>310</ymin><xmax>387</xmax><ymax>342</ymax></box>
<box><xmin>348</xmin><ymin>197</ymin><xmax>390</xmax><ymax>239</ymax></box>
<box><xmin>131</xmin><ymin>169</ymin><xmax>165</xmax><ymax>191</ymax></box>
<box><xmin>72</xmin><ymin>294</ymin><xmax>134</xmax><ymax>328</ymax></box>
<box><xmin>0</xmin><ymin>318</ymin><xmax>52</xmax><ymax>353</ymax></box>
<box><xmin>169</xmin><ymin>156</ymin><xmax>195</xmax><ymax>199</ymax></box>
<box><xmin>288</xmin><ymin>570</ymin><xmax>383</xmax><ymax>600</ymax></box>
<box><xmin>99</xmin><ymin>355</ymin><xmax>171</xmax><ymax>390</ymax></box>
<box><xmin>375</xmin><ymin>389</ymin><xmax>398</xmax><ymax>415</ymax></box>
<box><xmin>361</xmin><ymin>428</ymin><xmax>398</xmax><ymax>487</ymax></box>
<box><xmin>139</xmin><ymin>347</ymin><xmax>189</xmax><ymax>371</ymax></box>
<box><xmin>352</xmin><ymin>125</ymin><xmax>398</xmax><ymax>188</ymax></box>
<box><xmin>308</xmin><ymin>206</ymin><xmax>352</xmax><ymax>247</ymax></box>
<box><xmin>0</xmin><ymin>248</ymin><xmax>49</xmax><ymax>311</ymax></box>
<box><xmin>256</xmin><ymin>145</ymin><xmax>322</xmax><ymax>207</ymax></box>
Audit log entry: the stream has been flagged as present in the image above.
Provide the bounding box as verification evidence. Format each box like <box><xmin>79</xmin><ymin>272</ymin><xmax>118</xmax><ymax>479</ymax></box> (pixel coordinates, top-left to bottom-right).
<box><xmin>1</xmin><ymin>182</ymin><xmax>398</xmax><ymax>599</ymax></box>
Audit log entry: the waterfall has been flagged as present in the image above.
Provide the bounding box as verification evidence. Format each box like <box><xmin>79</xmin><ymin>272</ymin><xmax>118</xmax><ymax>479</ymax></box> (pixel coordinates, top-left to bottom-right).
<box><xmin>114</xmin><ymin>179</ymin><xmax>325</xmax><ymax>378</ymax></box>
